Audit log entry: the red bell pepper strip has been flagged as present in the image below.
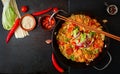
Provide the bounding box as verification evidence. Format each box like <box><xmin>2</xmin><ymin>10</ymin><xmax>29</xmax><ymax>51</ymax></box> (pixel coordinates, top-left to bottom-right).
<box><xmin>6</xmin><ymin>18</ymin><xmax>21</xmax><ymax>43</ymax></box>
<box><xmin>52</xmin><ymin>53</ymin><xmax>64</xmax><ymax>73</ymax></box>
<box><xmin>32</xmin><ymin>7</ymin><xmax>52</xmax><ymax>16</ymax></box>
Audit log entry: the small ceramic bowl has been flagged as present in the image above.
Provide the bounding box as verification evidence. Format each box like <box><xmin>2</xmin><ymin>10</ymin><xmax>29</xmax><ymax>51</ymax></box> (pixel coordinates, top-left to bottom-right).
<box><xmin>40</xmin><ymin>14</ymin><xmax>56</xmax><ymax>30</ymax></box>
<box><xmin>107</xmin><ymin>5</ymin><xmax>118</xmax><ymax>15</ymax></box>
<box><xmin>20</xmin><ymin>14</ymin><xmax>36</xmax><ymax>31</ymax></box>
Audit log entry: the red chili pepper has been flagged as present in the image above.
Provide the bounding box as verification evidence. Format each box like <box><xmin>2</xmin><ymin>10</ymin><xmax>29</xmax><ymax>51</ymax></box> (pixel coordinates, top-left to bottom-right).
<box><xmin>32</xmin><ymin>8</ymin><xmax>52</xmax><ymax>16</ymax></box>
<box><xmin>52</xmin><ymin>53</ymin><xmax>64</xmax><ymax>73</ymax></box>
<box><xmin>6</xmin><ymin>18</ymin><xmax>21</xmax><ymax>43</ymax></box>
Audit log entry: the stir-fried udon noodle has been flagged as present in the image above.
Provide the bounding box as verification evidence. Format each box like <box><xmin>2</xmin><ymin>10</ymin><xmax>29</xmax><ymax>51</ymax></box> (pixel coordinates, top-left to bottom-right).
<box><xmin>56</xmin><ymin>14</ymin><xmax>105</xmax><ymax>64</ymax></box>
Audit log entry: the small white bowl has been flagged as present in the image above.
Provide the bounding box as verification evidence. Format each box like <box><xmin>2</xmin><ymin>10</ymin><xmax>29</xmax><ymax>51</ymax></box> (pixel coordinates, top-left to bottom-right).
<box><xmin>20</xmin><ymin>14</ymin><xmax>36</xmax><ymax>31</ymax></box>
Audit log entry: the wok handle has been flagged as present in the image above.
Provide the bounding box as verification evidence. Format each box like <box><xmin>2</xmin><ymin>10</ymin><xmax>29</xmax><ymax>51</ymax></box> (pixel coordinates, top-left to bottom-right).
<box><xmin>93</xmin><ymin>51</ymin><xmax>112</xmax><ymax>70</ymax></box>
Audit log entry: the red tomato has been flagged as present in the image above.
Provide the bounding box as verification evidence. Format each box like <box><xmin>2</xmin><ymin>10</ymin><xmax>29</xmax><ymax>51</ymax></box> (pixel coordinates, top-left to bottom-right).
<box><xmin>91</xmin><ymin>20</ymin><xmax>95</xmax><ymax>25</ymax></box>
<box><xmin>21</xmin><ymin>6</ymin><xmax>28</xmax><ymax>12</ymax></box>
<box><xmin>72</xmin><ymin>23</ymin><xmax>77</xmax><ymax>26</ymax></box>
<box><xmin>53</xmin><ymin>7</ymin><xmax>58</xmax><ymax>13</ymax></box>
<box><xmin>58</xmin><ymin>41</ymin><xmax>64</xmax><ymax>45</ymax></box>
<box><xmin>75</xmin><ymin>46</ymin><xmax>79</xmax><ymax>50</ymax></box>
<box><xmin>68</xmin><ymin>27</ymin><xmax>73</xmax><ymax>32</ymax></box>
<box><xmin>66</xmin><ymin>48</ymin><xmax>73</xmax><ymax>55</ymax></box>
<box><xmin>72</xmin><ymin>42</ymin><xmax>76</xmax><ymax>45</ymax></box>
<box><xmin>94</xmin><ymin>43</ymin><xmax>99</xmax><ymax>48</ymax></box>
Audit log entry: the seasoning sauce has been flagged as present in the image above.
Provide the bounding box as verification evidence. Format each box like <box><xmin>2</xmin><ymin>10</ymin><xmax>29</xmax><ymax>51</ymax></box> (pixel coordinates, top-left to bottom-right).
<box><xmin>41</xmin><ymin>15</ymin><xmax>55</xmax><ymax>30</ymax></box>
<box><xmin>107</xmin><ymin>5</ymin><xmax>118</xmax><ymax>15</ymax></box>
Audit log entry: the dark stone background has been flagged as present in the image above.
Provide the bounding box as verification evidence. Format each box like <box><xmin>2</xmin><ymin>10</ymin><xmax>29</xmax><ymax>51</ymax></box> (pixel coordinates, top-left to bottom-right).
<box><xmin>0</xmin><ymin>0</ymin><xmax>120</xmax><ymax>74</ymax></box>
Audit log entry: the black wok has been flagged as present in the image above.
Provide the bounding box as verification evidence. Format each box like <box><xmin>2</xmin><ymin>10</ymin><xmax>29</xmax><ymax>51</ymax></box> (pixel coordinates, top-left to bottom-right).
<box><xmin>52</xmin><ymin>12</ymin><xmax>110</xmax><ymax>68</ymax></box>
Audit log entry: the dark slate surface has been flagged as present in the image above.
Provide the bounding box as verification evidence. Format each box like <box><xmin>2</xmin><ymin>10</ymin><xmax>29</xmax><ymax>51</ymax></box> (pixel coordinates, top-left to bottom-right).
<box><xmin>0</xmin><ymin>0</ymin><xmax>120</xmax><ymax>74</ymax></box>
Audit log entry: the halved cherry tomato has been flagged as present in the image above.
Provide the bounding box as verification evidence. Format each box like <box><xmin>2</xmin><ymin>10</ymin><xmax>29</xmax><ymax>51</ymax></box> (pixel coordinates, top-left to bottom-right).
<box><xmin>21</xmin><ymin>6</ymin><xmax>28</xmax><ymax>12</ymax></box>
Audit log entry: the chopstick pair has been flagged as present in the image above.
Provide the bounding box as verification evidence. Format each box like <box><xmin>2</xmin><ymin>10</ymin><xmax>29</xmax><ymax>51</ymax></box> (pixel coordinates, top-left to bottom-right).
<box><xmin>56</xmin><ymin>14</ymin><xmax>120</xmax><ymax>42</ymax></box>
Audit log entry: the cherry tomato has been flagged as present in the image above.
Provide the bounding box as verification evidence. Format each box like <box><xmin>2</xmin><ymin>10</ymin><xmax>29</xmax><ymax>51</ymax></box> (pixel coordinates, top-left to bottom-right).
<box><xmin>51</xmin><ymin>20</ymin><xmax>54</xmax><ymax>25</ymax></box>
<box><xmin>21</xmin><ymin>6</ymin><xmax>28</xmax><ymax>12</ymax></box>
<box><xmin>53</xmin><ymin>7</ymin><xmax>58</xmax><ymax>13</ymax></box>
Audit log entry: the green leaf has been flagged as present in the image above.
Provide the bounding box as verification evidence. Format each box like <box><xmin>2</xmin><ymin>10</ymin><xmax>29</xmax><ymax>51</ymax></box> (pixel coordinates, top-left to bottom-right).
<box><xmin>93</xmin><ymin>49</ymin><xmax>99</xmax><ymax>54</ymax></box>
<box><xmin>72</xmin><ymin>26</ymin><xmax>79</xmax><ymax>37</ymax></box>
<box><xmin>80</xmin><ymin>33</ymin><xmax>86</xmax><ymax>42</ymax></box>
<box><xmin>64</xmin><ymin>37</ymin><xmax>70</xmax><ymax>42</ymax></box>
<box><xmin>88</xmin><ymin>31</ymin><xmax>96</xmax><ymax>38</ymax></box>
<box><xmin>70</xmin><ymin>55</ymin><xmax>74</xmax><ymax>61</ymax></box>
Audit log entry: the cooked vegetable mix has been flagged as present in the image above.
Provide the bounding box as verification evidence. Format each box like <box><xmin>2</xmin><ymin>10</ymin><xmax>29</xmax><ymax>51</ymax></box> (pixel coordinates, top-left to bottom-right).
<box><xmin>56</xmin><ymin>14</ymin><xmax>105</xmax><ymax>64</ymax></box>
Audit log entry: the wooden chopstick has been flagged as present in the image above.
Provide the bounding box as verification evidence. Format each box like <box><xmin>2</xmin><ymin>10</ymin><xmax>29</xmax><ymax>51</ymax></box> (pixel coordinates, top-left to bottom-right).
<box><xmin>56</xmin><ymin>14</ymin><xmax>120</xmax><ymax>42</ymax></box>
